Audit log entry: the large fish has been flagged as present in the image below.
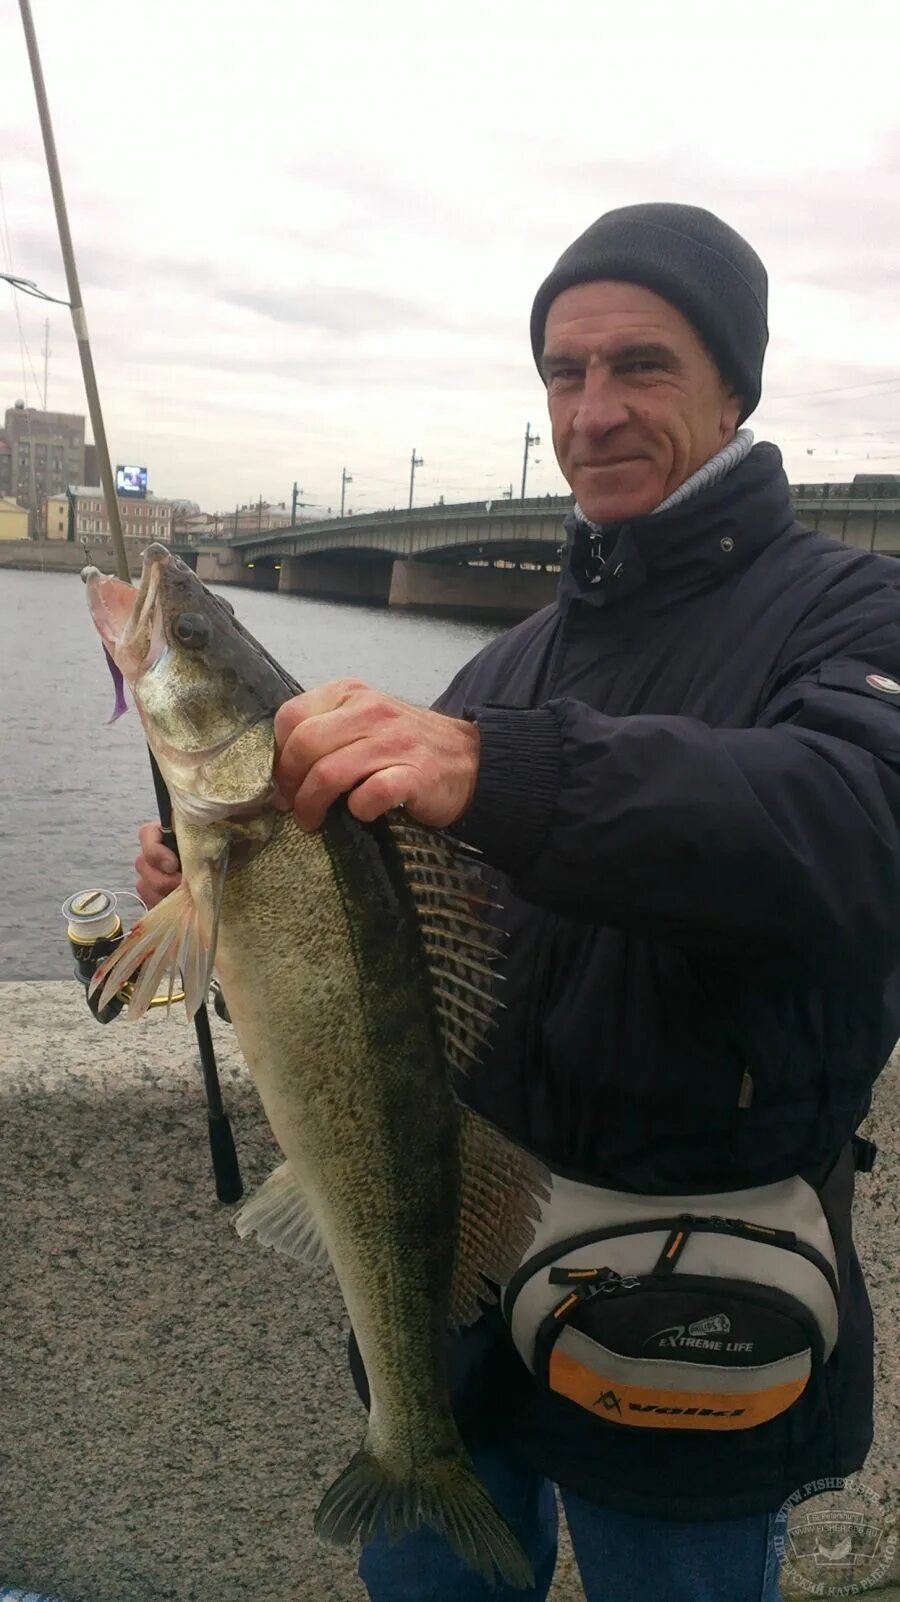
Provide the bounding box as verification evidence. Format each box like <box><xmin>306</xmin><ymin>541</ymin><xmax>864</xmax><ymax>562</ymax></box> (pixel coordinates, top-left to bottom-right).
<box><xmin>84</xmin><ymin>544</ymin><xmax>547</xmax><ymax>1588</ymax></box>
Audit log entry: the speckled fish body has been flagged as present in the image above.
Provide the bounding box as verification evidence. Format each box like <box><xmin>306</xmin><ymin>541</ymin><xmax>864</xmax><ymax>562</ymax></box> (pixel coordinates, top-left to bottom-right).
<box><xmin>84</xmin><ymin>545</ymin><xmax>546</xmax><ymax>1588</ymax></box>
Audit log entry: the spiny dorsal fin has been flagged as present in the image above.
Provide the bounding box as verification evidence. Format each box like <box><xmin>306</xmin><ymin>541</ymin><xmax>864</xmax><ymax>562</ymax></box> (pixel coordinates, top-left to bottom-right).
<box><xmin>387</xmin><ymin>815</ymin><xmax>506</xmax><ymax>1074</ymax></box>
<box><xmin>450</xmin><ymin>1103</ymin><xmax>551</xmax><ymax>1327</ymax></box>
<box><xmin>234</xmin><ymin>1161</ymin><xmax>330</xmax><ymax>1267</ymax></box>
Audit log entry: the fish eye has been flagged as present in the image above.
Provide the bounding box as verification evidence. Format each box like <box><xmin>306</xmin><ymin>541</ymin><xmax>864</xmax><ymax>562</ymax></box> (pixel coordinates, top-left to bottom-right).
<box><xmin>172</xmin><ymin>612</ymin><xmax>210</xmax><ymax>648</ymax></box>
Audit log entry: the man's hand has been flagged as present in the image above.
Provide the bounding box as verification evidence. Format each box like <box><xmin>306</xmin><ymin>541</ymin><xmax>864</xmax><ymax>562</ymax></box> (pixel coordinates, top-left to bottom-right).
<box><xmin>274</xmin><ymin>679</ymin><xmax>480</xmax><ymax>832</ymax></box>
<box><xmin>135</xmin><ymin>821</ymin><xmax>183</xmax><ymax>908</ymax></box>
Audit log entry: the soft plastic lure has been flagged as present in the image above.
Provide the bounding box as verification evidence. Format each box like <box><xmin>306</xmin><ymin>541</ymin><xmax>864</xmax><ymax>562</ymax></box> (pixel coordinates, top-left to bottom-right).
<box><xmin>102</xmin><ymin>641</ymin><xmax>128</xmax><ymax>722</ymax></box>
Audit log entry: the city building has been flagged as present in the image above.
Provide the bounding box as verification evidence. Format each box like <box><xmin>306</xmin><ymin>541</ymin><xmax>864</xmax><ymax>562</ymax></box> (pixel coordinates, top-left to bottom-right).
<box><xmin>62</xmin><ymin>487</ymin><xmax>174</xmax><ymax>543</ymax></box>
<box><xmin>216</xmin><ymin>501</ymin><xmax>295</xmax><ymax>537</ymax></box>
<box><xmin>171</xmin><ymin>510</ymin><xmax>222</xmax><ymax>541</ymax></box>
<box><xmin>0</xmin><ymin>439</ymin><xmax>11</xmax><ymax>498</ymax></box>
<box><xmin>44</xmin><ymin>493</ymin><xmax>70</xmax><ymax>540</ymax></box>
<box><xmin>1</xmin><ymin>402</ymin><xmax>86</xmax><ymax>525</ymax></box>
<box><xmin>82</xmin><ymin>443</ymin><xmax>100</xmax><ymax>487</ymax></box>
<box><xmin>0</xmin><ymin>496</ymin><xmax>30</xmax><ymax>540</ymax></box>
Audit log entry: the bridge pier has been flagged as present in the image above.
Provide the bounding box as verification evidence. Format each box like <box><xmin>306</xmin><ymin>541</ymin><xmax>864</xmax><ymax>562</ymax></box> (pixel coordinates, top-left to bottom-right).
<box><xmin>196</xmin><ymin>548</ymin><xmax>256</xmax><ymax>586</ymax></box>
<box><xmin>279</xmin><ymin>555</ymin><xmax>393</xmax><ymax>605</ymax></box>
<box><xmin>389</xmin><ymin>558</ymin><xmax>556</xmax><ymax>619</ymax></box>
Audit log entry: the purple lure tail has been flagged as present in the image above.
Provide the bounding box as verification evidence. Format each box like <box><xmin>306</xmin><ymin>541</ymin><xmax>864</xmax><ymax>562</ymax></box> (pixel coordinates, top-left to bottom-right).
<box><xmin>102</xmin><ymin>643</ymin><xmax>128</xmax><ymax>722</ymax></box>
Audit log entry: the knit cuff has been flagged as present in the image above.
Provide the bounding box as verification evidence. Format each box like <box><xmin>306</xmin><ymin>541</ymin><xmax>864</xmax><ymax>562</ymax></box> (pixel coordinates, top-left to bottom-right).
<box><xmin>453</xmin><ymin>706</ymin><xmax>562</xmax><ymax>878</ymax></box>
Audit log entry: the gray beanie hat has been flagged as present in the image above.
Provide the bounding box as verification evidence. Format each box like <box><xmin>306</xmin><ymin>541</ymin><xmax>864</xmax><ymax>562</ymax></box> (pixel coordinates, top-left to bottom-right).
<box><xmin>530</xmin><ymin>203</ymin><xmax>769</xmax><ymax>423</ymax></box>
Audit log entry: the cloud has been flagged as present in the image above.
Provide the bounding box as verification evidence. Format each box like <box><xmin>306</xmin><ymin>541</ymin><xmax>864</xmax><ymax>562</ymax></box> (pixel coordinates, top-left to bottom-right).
<box><xmin>3</xmin><ymin>0</ymin><xmax>900</xmax><ymax>512</ymax></box>
<box><xmin>784</xmin><ymin>261</ymin><xmax>900</xmax><ymax>297</ymax></box>
<box><xmin>219</xmin><ymin>282</ymin><xmax>442</xmax><ymax>333</ymax></box>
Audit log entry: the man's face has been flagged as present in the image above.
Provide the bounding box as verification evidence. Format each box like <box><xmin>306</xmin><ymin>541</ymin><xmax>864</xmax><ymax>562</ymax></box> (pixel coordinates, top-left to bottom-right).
<box><xmin>542</xmin><ymin>281</ymin><xmax>743</xmax><ymax>524</ymax></box>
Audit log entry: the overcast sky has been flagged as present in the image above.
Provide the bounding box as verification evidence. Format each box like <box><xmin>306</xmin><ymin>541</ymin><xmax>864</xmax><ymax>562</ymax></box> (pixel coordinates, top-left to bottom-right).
<box><xmin>2</xmin><ymin>0</ymin><xmax>899</xmax><ymax>515</ymax></box>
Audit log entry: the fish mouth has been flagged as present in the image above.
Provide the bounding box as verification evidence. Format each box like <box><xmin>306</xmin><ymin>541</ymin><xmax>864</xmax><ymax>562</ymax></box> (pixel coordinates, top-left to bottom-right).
<box><xmin>85</xmin><ymin>543</ymin><xmax>172</xmax><ymax>680</ymax></box>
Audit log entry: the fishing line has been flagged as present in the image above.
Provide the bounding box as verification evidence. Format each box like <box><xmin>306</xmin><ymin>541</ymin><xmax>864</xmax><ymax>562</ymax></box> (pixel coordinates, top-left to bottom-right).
<box><xmin>58</xmin><ymin>889</ymin><xmax>148</xmax><ymax>921</ymax></box>
<box><xmin>0</xmin><ymin>162</ymin><xmax>48</xmax><ymax>405</ymax></box>
<box><xmin>106</xmin><ymin>889</ymin><xmax>149</xmax><ymax>915</ymax></box>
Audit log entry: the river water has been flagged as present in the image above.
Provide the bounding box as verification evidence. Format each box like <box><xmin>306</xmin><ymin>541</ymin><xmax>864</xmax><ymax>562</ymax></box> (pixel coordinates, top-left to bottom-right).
<box><xmin>0</xmin><ymin>569</ymin><xmax>504</xmax><ymax>980</ymax></box>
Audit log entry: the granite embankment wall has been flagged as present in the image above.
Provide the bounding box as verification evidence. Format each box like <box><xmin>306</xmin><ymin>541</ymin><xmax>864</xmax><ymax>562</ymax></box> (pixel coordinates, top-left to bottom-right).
<box><xmin>0</xmin><ymin>538</ymin><xmax>146</xmax><ymax>574</ymax></box>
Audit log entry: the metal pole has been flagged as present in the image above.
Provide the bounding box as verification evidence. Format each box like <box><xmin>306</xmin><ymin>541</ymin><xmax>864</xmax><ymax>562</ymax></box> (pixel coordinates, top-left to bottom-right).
<box><xmin>520</xmin><ymin>422</ymin><xmax>540</xmax><ymax>501</ymax></box>
<box><xmin>18</xmin><ymin>0</ymin><xmax>127</xmax><ymax>583</ymax></box>
<box><xmin>408</xmin><ymin>448</ymin><xmax>423</xmax><ymax>512</ymax></box>
<box><xmin>341</xmin><ymin>467</ymin><xmax>352</xmax><ymax>518</ymax></box>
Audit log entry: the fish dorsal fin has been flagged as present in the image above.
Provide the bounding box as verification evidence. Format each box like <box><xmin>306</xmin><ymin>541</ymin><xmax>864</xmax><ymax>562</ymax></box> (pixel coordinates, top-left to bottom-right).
<box><xmin>450</xmin><ymin>1103</ymin><xmax>551</xmax><ymax>1327</ymax></box>
<box><xmin>387</xmin><ymin>816</ymin><xmax>505</xmax><ymax>1073</ymax></box>
<box><xmin>234</xmin><ymin>1161</ymin><xmax>329</xmax><ymax>1267</ymax></box>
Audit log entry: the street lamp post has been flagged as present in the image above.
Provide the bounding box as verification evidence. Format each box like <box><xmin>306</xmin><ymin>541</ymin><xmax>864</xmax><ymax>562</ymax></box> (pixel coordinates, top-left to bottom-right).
<box><xmin>408</xmin><ymin>447</ymin><xmax>424</xmax><ymax>511</ymax></box>
<box><xmin>521</xmin><ymin>422</ymin><xmax>541</xmax><ymax>500</ymax></box>
<box><xmin>340</xmin><ymin>467</ymin><xmax>353</xmax><ymax>518</ymax></box>
<box><xmin>291</xmin><ymin>481</ymin><xmax>316</xmax><ymax>523</ymax></box>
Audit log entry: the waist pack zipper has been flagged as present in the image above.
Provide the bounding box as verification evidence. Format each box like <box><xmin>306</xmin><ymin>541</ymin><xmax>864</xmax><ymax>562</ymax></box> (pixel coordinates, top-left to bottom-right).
<box><xmin>526</xmin><ymin>1214</ymin><xmax>838</xmax><ymax>1308</ymax></box>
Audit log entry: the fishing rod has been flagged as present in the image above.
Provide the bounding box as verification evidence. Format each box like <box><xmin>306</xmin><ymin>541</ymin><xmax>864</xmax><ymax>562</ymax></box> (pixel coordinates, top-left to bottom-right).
<box><xmin>19</xmin><ymin>0</ymin><xmax>241</xmax><ymax>1202</ymax></box>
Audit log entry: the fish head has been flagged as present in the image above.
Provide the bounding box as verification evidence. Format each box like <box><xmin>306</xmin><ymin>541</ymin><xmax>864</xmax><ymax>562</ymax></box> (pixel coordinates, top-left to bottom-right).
<box><xmin>85</xmin><ymin>544</ymin><xmax>294</xmax><ymax>820</ymax></box>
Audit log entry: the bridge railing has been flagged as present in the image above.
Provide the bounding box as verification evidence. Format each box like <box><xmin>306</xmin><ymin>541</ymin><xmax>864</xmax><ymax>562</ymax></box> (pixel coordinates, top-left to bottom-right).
<box><xmin>173</xmin><ymin>482</ymin><xmax>900</xmax><ymax>551</ymax></box>
<box><xmin>218</xmin><ymin>495</ymin><xmax>577</xmax><ymax>549</ymax></box>
<box><xmin>790</xmin><ymin>480</ymin><xmax>900</xmax><ymax>500</ymax></box>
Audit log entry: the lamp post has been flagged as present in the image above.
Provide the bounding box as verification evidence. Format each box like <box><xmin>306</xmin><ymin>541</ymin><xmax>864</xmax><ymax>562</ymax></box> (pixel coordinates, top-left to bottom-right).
<box><xmin>408</xmin><ymin>447</ymin><xmax>423</xmax><ymax>511</ymax></box>
<box><xmin>291</xmin><ymin>481</ymin><xmax>316</xmax><ymax>523</ymax></box>
<box><xmin>521</xmin><ymin>421</ymin><xmax>541</xmax><ymax>500</ymax></box>
<box><xmin>340</xmin><ymin>467</ymin><xmax>353</xmax><ymax>518</ymax></box>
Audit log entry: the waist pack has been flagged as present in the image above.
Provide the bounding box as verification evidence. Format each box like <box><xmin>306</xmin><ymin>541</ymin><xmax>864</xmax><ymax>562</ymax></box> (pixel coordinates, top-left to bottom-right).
<box><xmin>500</xmin><ymin>1168</ymin><xmax>842</xmax><ymax>1433</ymax></box>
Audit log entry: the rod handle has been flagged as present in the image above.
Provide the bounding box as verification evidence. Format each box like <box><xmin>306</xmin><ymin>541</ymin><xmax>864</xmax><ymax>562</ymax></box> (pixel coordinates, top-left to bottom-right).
<box><xmin>208</xmin><ymin>1114</ymin><xmax>244</xmax><ymax>1203</ymax></box>
<box><xmin>149</xmin><ymin>751</ymin><xmax>175</xmax><ymax>840</ymax></box>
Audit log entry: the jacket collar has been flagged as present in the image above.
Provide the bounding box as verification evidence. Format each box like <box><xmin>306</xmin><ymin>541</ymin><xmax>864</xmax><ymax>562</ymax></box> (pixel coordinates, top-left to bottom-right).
<box><xmin>558</xmin><ymin>441</ymin><xmax>796</xmax><ymax>612</ymax></box>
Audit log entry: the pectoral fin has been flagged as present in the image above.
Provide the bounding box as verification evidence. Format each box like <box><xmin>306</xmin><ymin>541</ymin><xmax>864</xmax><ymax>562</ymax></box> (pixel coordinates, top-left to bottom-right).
<box><xmin>449</xmin><ymin>1105</ymin><xmax>551</xmax><ymax>1327</ymax></box>
<box><xmin>90</xmin><ymin>847</ymin><xmax>228</xmax><ymax>1021</ymax></box>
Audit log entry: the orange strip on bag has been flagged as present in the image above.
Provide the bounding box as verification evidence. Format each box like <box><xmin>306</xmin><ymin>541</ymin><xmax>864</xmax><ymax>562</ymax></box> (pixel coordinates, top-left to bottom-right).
<box><xmin>549</xmin><ymin>1350</ymin><xmax>808</xmax><ymax>1430</ymax></box>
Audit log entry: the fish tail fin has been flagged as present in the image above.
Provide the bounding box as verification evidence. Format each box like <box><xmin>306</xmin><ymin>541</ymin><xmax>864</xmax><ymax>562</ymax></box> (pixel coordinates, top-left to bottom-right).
<box><xmin>313</xmin><ymin>1444</ymin><xmax>534</xmax><ymax>1590</ymax></box>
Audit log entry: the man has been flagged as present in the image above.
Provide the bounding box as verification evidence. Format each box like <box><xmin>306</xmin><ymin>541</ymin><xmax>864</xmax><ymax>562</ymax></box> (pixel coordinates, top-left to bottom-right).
<box><xmin>137</xmin><ymin>204</ymin><xmax>900</xmax><ymax>1602</ymax></box>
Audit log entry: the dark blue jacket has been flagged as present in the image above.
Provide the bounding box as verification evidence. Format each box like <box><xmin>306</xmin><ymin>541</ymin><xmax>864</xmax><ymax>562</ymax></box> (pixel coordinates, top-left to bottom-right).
<box><xmin>435</xmin><ymin>441</ymin><xmax>900</xmax><ymax>1518</ymax></box>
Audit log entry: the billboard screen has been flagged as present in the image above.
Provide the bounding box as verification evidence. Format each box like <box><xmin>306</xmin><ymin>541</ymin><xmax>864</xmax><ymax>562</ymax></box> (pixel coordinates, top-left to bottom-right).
<box><xmin>116</xmin><ymin>464</ymin><xmax>148</xmax><ymax>498</ymax></box>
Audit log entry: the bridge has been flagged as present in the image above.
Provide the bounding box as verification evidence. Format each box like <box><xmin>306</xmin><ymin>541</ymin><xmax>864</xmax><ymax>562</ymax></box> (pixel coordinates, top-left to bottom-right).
<box><xmin>179</xmin><ymin>482</ymin><xmax>900</xmax><ymax>620</ymax></box>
